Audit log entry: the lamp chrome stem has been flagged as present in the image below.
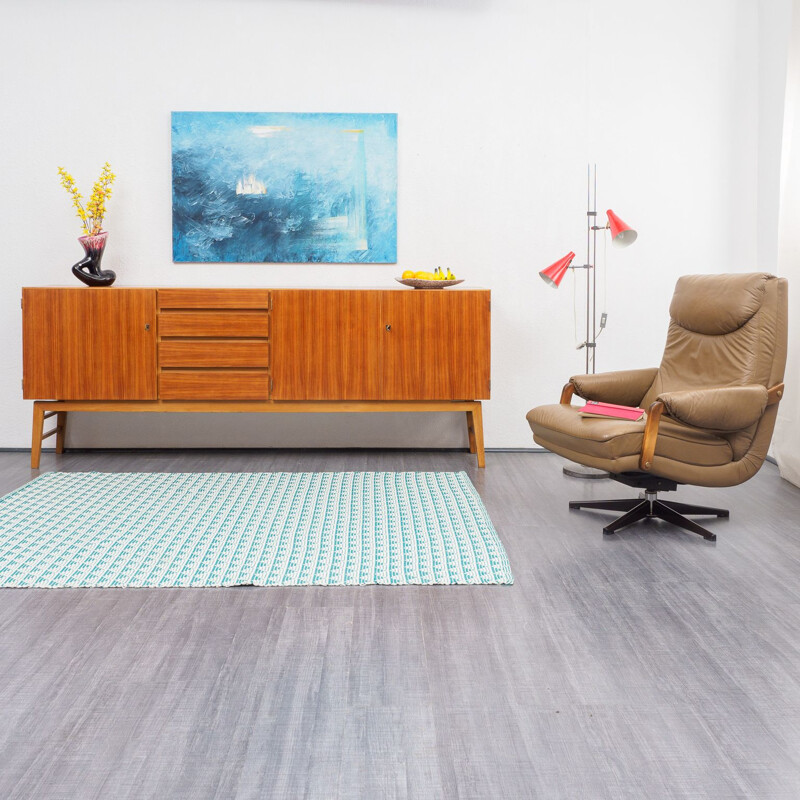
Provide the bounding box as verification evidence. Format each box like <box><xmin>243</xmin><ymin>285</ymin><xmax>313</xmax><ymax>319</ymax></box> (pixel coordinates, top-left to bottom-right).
<box><xmin>583</xmin><ymin>164</ymin><xmax>599</xmax><ymax>374</ymax></box>
<box><xmin>585</xmin><ymin>165</ymin><xmax>592</xmax><ymax>374</ymax></box>
<box><xmin>586</xmin><ymin>164</ymin><xmax>597</xmax><ymax>374</ymax></box>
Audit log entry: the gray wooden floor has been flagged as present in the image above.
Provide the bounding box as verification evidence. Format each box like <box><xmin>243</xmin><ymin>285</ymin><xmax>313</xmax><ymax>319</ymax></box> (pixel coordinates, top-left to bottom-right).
<box><xmin>1</xmin><ymin>448</ymin><xmax>799</xmax><ymax>799</ymax></box>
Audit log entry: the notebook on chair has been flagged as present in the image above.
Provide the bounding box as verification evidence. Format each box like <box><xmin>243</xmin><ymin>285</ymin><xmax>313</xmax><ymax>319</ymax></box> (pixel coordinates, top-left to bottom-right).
<box><xmin>578</xmin><ymin>401</ymin><xmax>645</xmax><ymax>421</ymax></box>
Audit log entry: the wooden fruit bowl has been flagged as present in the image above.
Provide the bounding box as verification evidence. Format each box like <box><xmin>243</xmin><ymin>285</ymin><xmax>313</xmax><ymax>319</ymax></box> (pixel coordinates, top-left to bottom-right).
<box><xmin>395</xmin><ymin>278</ymin><xmax>464</xmax><ymax>290</ymax></box>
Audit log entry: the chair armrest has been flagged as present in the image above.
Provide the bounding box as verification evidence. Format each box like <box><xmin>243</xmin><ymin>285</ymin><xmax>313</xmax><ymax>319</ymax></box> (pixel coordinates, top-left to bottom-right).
<box><xmin>656</xmin><ymin>384</ymin><xmax>778</xmax><ymax>432</ymax></box>
<box><xmin>639</xmin><ymin>384</ymin><xmax>783</xmax><ymax>471</ymax></box>
<box><xmin>569</xmin><ymin>368</ymin><xmax>658</xmax><ymax>407</ymax></box>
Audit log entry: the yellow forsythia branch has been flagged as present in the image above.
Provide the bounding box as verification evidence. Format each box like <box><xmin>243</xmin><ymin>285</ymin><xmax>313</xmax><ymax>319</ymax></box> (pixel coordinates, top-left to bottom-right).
<box><xmin>58</xmin><ymin>162</ymin><xmax>116</xmax><ymax>237</ymax></box>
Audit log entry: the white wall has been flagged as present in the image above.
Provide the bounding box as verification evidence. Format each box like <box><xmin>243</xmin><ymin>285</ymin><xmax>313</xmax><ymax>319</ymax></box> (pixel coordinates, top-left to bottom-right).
<box><xmin>758</xmin><ymin>0</ymin><xmax>793</xmax><ymax>271</ymax></box>
<box><xmin>775</xmin><ymin>0</ymin><xmax>800</xmax><ymax>486</ymax></box>
<box><xmin>0</xmin><ymin>0</ymin><xmax>768</xmax><ymax>451</ymax></box>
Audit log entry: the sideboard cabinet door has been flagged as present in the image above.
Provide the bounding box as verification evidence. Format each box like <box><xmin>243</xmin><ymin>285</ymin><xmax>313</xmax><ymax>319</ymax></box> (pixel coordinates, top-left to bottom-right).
<box><xmin>22</xmin><ymin>288</ymin><xmax>157</xmax><ymax>400</ymax></box>
<box><xmin>271</xmin><ymin>289</ymin><xmax>491</xmax><ymax>402</ymax></box>
<box><xmin>271</xmin><ymin>290</ymin><xmax>383</xmax><ymax>400</ymax></box>
<box><xmin>381</xmin><ymin>291</ymin><xmax>491</xmax><ymax>400</ymax></box>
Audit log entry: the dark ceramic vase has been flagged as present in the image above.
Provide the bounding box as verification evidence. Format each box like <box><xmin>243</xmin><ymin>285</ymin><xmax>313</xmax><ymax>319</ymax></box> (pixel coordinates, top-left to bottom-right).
<box><xmin>72</xmin><ymin>231</ymin><xmax>116</xmax><ymax>287</ymax></box>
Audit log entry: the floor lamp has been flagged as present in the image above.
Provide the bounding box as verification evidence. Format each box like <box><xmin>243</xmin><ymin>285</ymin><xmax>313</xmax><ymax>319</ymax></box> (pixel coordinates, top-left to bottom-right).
<box><xmin>540</xmin><ymin>164</ymin><xmax>637</xmax><ymax>477</ymax></box>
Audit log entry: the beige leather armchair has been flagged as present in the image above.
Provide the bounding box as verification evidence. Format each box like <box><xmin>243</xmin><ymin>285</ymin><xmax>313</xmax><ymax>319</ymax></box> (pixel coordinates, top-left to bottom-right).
<box><xmin>526</xmin><ymin>273</ymin><xmax>788</xmax><ymax>540</ymax></box>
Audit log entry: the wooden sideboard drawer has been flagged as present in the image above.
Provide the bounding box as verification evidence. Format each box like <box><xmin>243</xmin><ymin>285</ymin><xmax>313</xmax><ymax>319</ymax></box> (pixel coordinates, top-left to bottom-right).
<box><xmin>159</xmin><ymin>370</ymin><xmax>270</xmax><ymax>400</ymax></box>
<box><xmin>158</xmin><ymin>289</ymin><xmax>270</xmax><ymax>309</ymax></box>
<box><xmin>159</xmin><ymin>340</ymin><xmax>270</xmax><ymax>368</ymax></box>
<box><xmin>158</xmin><ymin>312</ymin><xmax>270</xmax><ymax>338</ymax></box>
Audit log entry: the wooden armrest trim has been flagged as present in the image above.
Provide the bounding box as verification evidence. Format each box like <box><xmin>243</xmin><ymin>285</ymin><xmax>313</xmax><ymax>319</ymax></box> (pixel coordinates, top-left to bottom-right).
<box><xmin>767</xmin><ymin>383</ymin><xmax>785</xmax><ymax>406</ymax></box>
<box><xmin>640</xmin><ymin>400</ymin><xmax>664</xmax><ymax>471</ymax></box>
<box><xmin>560</xmin><ymin>383</ymin><xmax>575</xmax><ymax>404</ymax></box>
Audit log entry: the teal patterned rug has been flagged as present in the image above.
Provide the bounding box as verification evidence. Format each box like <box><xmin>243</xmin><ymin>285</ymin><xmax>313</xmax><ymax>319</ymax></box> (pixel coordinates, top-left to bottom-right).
<box><xmin>0</xmin><ymin>472</ymin><xmax>512</xmax><ymax>588</ymax></box>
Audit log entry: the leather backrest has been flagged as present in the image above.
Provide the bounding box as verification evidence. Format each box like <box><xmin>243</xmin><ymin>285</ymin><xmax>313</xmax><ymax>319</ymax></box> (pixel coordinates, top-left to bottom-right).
<box><xmin>641</xmin><ymin>273</ymin><xmax>788</xmax><ymax>460</ymax></box>
<box><xmin>669</xmin><ymin>273</ymin><xmax>770</xmax><ymax>334</ymax></box>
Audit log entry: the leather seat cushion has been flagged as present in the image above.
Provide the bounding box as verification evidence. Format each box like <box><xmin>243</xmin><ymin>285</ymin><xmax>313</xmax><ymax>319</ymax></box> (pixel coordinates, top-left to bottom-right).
<box><xmin>526</xmin><ymin>404</ymin><xmax>733</xmax><ymax>468</ymax></box>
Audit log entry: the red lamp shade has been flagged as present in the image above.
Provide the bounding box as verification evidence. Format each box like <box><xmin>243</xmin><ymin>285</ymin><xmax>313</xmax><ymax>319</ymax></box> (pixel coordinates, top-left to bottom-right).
<box><xmin>539</xmin><ymin>251</ymin><xmax>576</xmax><ymax>288</ymax></box>
<box><xmin>606</xmin><ymin>209</ymin><xmax>637</xmax><ymax>247</ymax></box>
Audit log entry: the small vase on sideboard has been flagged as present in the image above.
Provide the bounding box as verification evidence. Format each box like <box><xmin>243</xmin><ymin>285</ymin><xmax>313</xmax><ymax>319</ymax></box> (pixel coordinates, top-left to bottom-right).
<box><xmin>71</xmin><ymin>231</ymin><xmax>116</xmax><ymax>287</ymax></box>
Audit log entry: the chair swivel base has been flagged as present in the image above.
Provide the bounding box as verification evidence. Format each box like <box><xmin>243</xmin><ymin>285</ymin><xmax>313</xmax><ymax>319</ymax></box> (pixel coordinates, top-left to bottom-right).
<box><xmin>568</xmin><ymin>473</ymin><xmax>729</xmax><ymax>541</ymax></box>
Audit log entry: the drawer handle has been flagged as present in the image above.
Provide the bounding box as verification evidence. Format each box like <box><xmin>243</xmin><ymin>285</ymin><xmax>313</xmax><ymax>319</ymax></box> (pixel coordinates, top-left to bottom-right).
<box><xmin>385</xmin><ymin>324</ymin><xmax>392</xmax><ymax>332</ymax></box>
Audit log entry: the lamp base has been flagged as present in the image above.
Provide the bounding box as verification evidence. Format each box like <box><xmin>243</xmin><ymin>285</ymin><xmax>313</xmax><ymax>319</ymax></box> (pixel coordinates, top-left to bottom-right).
<box><xmin>561</xmin><ymin>461</ymin><xmax>610</xmax><ymax>480</ymax></box>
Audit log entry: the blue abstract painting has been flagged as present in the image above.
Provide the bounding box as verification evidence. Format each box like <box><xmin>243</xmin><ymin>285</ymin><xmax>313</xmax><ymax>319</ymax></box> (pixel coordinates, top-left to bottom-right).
<box><xmin>171</xmin><ymin>112</ymin><xmax>397</xmax><ymax>263</ymax></box>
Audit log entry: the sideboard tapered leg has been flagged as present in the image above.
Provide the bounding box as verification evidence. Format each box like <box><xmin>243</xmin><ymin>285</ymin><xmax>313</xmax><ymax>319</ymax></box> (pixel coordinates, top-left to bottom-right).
<box><xmin>31</xmin><ymin>404</ymin><xmax>45</xmax><ymax>469</ymax></box>
<box><xmin>55</xmin><ymin>412</ymin><xmax>67</xmax><ymax>454</ymax></box>
<box><xmin>471</xmin><ymin>402</ymin><xmax>485</xmax><ymax>468</ymax></box>
<box><xmin>466</xmin><ymin>410</ymin><xmax>477</xmax><ymax>454</ymax></box>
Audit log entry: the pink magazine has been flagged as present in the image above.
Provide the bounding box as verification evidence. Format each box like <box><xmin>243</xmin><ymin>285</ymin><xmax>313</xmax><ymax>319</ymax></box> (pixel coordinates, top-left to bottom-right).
<box><xmin>578</xmin><ymin>401</ymin><xmax>645</xmax><ymax>421</ymax></box>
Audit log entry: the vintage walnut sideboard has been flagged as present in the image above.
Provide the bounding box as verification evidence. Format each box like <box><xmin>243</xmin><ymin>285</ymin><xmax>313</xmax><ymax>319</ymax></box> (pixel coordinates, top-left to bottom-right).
<box><xmin>22</xmin><ymin>287</ymin><xmax>491</xmax><ymax>468</ymax></box>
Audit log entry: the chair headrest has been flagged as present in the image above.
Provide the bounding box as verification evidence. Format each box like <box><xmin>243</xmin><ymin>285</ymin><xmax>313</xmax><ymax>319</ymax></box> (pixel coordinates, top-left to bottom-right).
<box><xmin>669</xmin><ymin>273</ymin><xmax>773</xmax><ymax>335</ymax></box>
